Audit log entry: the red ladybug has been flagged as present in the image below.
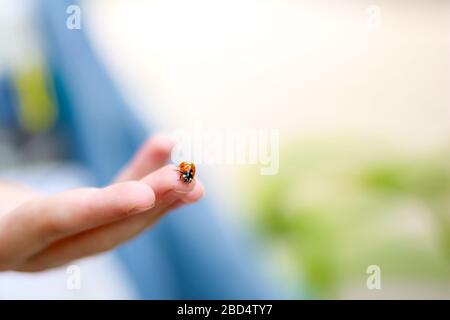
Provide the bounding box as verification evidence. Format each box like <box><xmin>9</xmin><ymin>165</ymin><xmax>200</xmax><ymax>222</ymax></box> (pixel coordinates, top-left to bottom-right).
<box><xmin>178</xmin><ymin>161</ymin><xmax>196</xmax><ymax>183</ymax></box>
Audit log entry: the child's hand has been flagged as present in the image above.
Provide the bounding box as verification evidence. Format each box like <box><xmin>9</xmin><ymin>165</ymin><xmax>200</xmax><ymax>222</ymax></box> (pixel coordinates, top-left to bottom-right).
<box><xmin>0</xmin><ymin>135</ymin><xmax>203</xmax><ymax>272</ymax></box>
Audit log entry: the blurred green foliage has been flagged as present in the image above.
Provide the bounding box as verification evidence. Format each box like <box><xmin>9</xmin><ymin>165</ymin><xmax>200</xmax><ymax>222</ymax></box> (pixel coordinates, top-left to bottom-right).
<box><xmin>242</xmin><ymin>139</ymin><xmax>450</xmax><ymax>298</ymax></box>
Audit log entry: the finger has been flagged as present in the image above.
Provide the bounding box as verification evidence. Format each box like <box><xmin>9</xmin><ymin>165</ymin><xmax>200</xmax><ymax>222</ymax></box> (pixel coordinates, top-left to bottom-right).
<box><xmin>141</xmin><ymin>164</ymin><xmax>197</xmax><ymax>197</ymax></box>
<box><xmin>115</xmin><ymin>135</ymin><xmax>175</xmax><ymax>182</ymax></box>
<box><xmin>0</xmin><ymin>181</ymin><xmax>155</xmax><ymax>262</ymax></box>
<box><xmin>180</xmin><ymin>181</ymin><xmax>204</xmax><ymax>203</ymax></box>
<box><xmin>21</xmin><ymin>181</ymin><xmax>204</xmax><ymax>271</ymax></box>
<box><xmin>159</xmin><ymin>184</ymin><xmax>204</xmax><ymax>214</ymax></box>
<box><xmin>159</xmin><ymin>182</ymin><xmax>204</xmax><ymax>213</ymax></box>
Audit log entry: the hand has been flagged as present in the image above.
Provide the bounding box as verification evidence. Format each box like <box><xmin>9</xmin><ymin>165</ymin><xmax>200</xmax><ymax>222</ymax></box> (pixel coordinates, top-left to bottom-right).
<box><xmin>0</xmin><ymin>135</ymin><xmax>204</xmax><ymax>272</ymax></box>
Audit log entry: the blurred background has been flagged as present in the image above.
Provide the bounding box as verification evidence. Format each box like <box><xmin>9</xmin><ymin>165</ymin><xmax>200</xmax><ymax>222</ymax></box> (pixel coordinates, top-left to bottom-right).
<box><xmin>0</xmin><ymin>0</ymin><xmax>449</xmax><ymax>299</ymax></box>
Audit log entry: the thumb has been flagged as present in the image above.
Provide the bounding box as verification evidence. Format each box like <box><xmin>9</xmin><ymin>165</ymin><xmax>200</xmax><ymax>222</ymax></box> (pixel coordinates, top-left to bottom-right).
<box><xmin>0</xmin><ymin>181</ymin><xmax>155</xmax><ymax>265</ymax></box>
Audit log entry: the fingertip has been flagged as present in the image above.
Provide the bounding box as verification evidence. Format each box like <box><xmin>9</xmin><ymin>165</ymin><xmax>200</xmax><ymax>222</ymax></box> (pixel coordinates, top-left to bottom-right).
<box><xmin>115</xmin><ymin>134</ymin><xmax>176</xmax><ymax>182</ymax></box>
<box><xmin>181</xmin><ymin>181</ymin><xmax>204</xmax><ymax>204</ymax></box>
<box><xmin>102</xmin><ymin>181</ymin><xmax>156</xmax><ymax>213</ymax></box>
<box><xmin>123</xmin><ymin>181</ymin><xmax>156</xmax><ymax>211</ymax></box>
<box><xmin>146</xmin><ymin>134</ymin><xmax>176</xmax><ymax>157</ymax></box>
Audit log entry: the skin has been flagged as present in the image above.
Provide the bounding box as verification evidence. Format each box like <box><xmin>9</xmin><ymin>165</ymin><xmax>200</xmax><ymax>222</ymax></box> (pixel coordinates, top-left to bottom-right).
<box><xmin>0</xmin><ymin>135</ymin><xmax>204</xmax><ymax>272</ymax></box>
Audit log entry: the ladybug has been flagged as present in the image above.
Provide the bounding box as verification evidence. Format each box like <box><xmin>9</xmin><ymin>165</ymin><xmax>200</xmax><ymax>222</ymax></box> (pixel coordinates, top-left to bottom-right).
<box><xmin>178</xmin><ymin>161</ymin><xmax>196</xmax><ymax>183</ymax></box>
